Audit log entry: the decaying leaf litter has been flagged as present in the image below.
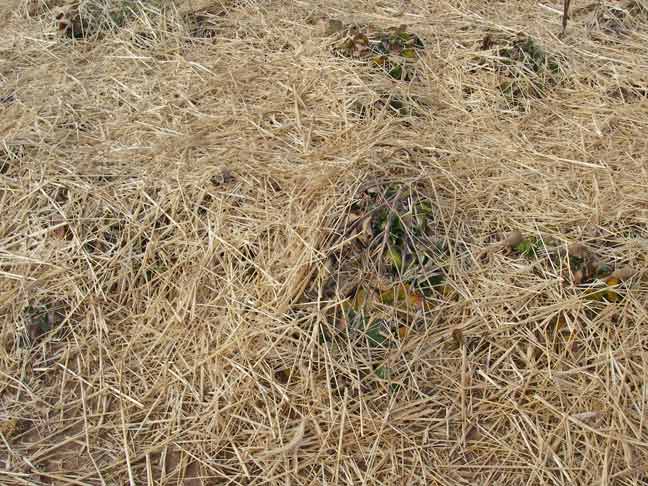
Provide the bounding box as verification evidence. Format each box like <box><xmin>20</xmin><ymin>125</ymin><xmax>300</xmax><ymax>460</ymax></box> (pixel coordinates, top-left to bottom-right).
<box><xmin>2</xmin><ymin>0</ymin><xmax>648</xmax><ymax>484</ymax></box>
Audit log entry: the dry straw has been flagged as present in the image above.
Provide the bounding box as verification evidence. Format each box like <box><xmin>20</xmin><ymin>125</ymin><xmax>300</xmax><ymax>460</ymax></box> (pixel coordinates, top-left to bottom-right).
<box><xmin>1</xmin><ymin>0</ymin><xmax>648</xmax><ymax>484</ymax></box>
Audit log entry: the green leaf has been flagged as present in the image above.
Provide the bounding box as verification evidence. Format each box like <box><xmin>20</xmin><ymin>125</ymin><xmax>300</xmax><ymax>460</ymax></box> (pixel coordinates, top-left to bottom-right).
<box><xmin>416</xmin><ymin>273</ymin><xmax>445</xmax><ymax>292</ymax></box>
<box><xmin>386</xmin><ymin>247</ymin><xmax>403</xmax><ymax>271</ymax></box>
<box><xmin>411</xmin><ymin>35</ymin><xmax>425</xmax><ymax>49</ymax></box>
<box><xmin>387</xmin><ymin>97</ymin><xmax>405</xmax><ymax>113</ymax></box>
<box><xmin>388</xmin><ymin>65</ymin><xmax>403</xmax><ymax>79</ymax></box>
<box><xmin>397</xmin><ymin>32</ymin><xmax>411</xmax><ymax>42</ymax></box>
<box><xmin>372</xmin><ymin>208</ymin><xmax>389</xmax><ymax>234</ymax></box>
<box><xmin>547</xmin><ymin>59</ymin><xmax>562</xmax><ymax>74</ymax></box>
<box><xmin>375</xmin><ymin>367</ymin><xmax>400</xmax><ymax>392</ymax></box>
<box><xmin>514</xmin><ymin>237</ymin><xmax>541</xmax><ymax>258</ymax></box>
<box><xmin>372</xmin><ymin>55</ymin><xmax>387</xmax><ymax>66</ymax></box>
<box><xmin>413</xmin><ymin>201</ymin><xmax>433</xmax><ymax>230</ymax></box>
<box><xmin>416</xmin><ymin>200</ymin><xmax>434</xmax><ymax>215</ymax></box>
<box><xmin>401</xmin><ymin>48</ymin><xmax>417</xmax><ymax>59</ymax></box>
<box><xmin>375</xmin><ymin>366</ymin><xmax>389</xmax><ymax>379</ymax></box>
<box><xmin>388</xmin><ymin>214</ymin><xmax>405</xmax><ymax>243</ymax></box>
<box><xmin>595</xmin><ymin>263</ymin><xmax>612</xmax><ymax>279</ymax></box>
<box><xmin>366</xmin><ymin>322</ymin><xmax>387</xmax><ymax>347</ymax></box>
<box><xmin>37</xmin><ymin>314</ymin><xmax>51</xmax><ymax>333</ymax></box>
<box><xmin>569</xmin><ymin>255</ymin><xmax>584</xmax><ymax>269</ymax></box>
<box><xmin>351</xmin><ymin>287</ymin><xmax>369</xmax><ymax>310</ymax></box>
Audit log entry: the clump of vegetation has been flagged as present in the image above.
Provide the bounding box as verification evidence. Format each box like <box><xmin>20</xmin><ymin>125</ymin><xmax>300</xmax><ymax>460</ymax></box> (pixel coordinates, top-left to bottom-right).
<box><xmin>349</xmin><ymin>94</ymin><xmax>428</xmax><ymax>120</ymax></box>
<box><xmin>480</xmin><ymin>33</ymin><xmax>566</xmax><ymax>106</ymax></box>
<box><xmin>513</xmin><ymin>235</ymin><xmax>544</xmax><ymax>259</ymax></box>
<box><xmin>562</xmin><ymin>243</ymin><xmax>637</xmax><ymax>302</ymax></box>
<box><xmin>48</xmin><ymin>0</ymin><xmax>239</xmax><ymax>44</ymax></box>
<box><xmin>486</xmin><ymin>232</ymin><xmax>638</xmax><ymax>304</ymax></box>
<box><xmin>180</xmin><ymin>0</ymin><xmax>248</xmax><ymax>38</ymax></box>
<box><xmin>54</xmin><ymin>2</ymin><xmax>122</xmax><ymax>39</ymax></box>
<box><xmin>53</xmin><ymin>0</ymin><xmax>167</xmax><ymax>39</ymax></box>
<box><xmin>307</xmin><ymin>182</ymin><xmax>451</xmax><ymax>389</ymax></box>
<box><xmin>329</xmin><ymin>21</ymin><xmax>425</xmax><ymax>80</ymax></box>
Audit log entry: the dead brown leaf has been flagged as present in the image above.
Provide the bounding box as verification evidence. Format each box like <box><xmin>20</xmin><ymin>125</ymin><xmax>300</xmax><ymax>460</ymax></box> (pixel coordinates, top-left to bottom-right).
<box><xmin>610</xmin><ymin>266</ymin><xmax>637</xmax><ymax>281</ymax></box>
<box><xmin>479</xmin><ymin>230</ymin><xmax>523</xmax><ymax>260</ymax></box>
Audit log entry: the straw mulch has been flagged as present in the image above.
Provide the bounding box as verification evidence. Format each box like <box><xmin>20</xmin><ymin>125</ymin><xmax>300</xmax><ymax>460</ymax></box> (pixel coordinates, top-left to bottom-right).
<box><xmin>1</xmin><ymin>0</ymin><xmax>648</xmax><ymax>484</ymax></box>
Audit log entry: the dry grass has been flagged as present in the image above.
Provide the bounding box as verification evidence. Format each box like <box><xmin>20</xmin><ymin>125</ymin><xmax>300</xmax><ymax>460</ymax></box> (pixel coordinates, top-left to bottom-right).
<box><xmin>1</xmin><ymin>0</ymin><xmax>648</xmax><ymax>484</ymax></box>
